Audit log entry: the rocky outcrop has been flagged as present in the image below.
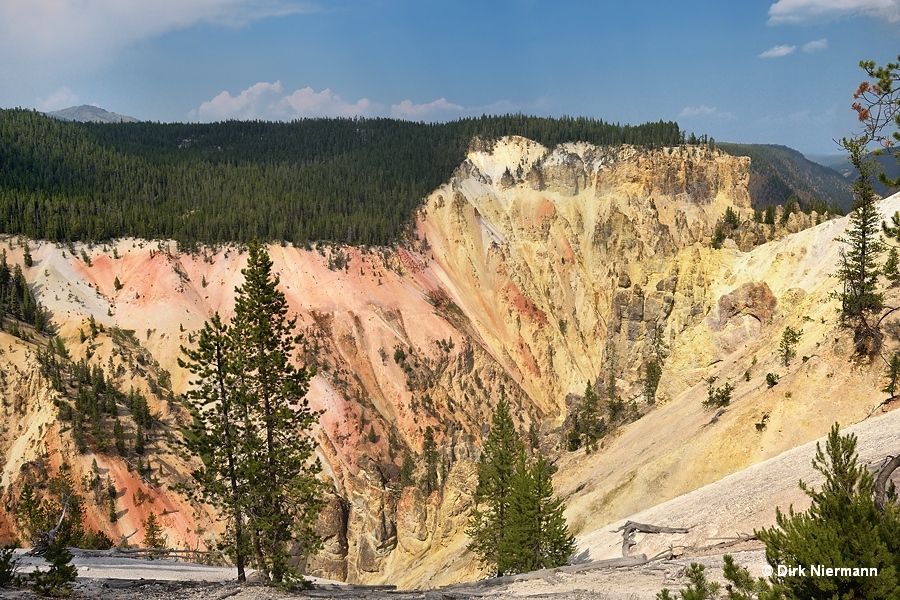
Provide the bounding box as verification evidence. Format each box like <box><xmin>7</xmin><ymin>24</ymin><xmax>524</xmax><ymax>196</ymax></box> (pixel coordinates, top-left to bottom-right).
<box><xmin>710</xmin><ymin>282</ymin><xmax>777</xmax><ymax>330</ymax></box>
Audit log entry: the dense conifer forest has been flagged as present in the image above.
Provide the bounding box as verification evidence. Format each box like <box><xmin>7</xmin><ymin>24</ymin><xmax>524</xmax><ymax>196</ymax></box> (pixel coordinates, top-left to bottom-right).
<box><xmin>0</xmin><ymin>109</ymin><xmax>682</xmax><ymax>247</ymax></box>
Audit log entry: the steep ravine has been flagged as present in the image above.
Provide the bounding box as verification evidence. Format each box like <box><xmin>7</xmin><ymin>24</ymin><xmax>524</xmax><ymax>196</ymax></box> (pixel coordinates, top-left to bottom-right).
<box><xmin>0</xmin><ymin>138</ymin><xmax>890</xmax><ymax>590</ymax></box>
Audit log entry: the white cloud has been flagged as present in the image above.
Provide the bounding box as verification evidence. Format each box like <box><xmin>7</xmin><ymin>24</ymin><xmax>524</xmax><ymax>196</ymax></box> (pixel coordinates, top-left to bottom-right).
<box><xmin>285</xmin><ymin>87</ymin><xmax>377</xmax><ymax>118</ymax></box>
<box><xmin>36</xmin><ymin>86</ymin><xmax>80</xmax><ymax>111</ymax></box>
<box><xmin>195</xmin><ymin>83</ymin><xmax>542</xmax><ymax>123</ymax></box>
<box><xmin>0</xmin><ymin>1</ymin><xmax>318</xmax><ymax>72</ymax></box>
<box><xmin>758</xmin><ymin>106</ymin><xmax>836</xmax><ymax>125</ymax></box>
<box><xmin>195</xmin><ymin>82</ymin><xmax>380</xmax><ymax>121</ymax></box>
<box><xmin>197</xmin><ymin>81</ymin><xmax>286</xmax><ymax>121</ymax></box>
<box><xmin>677</xmin><ymin>105</ymin><xmax>734</xmax><ymax>119</ymax></box>
<box><xmin>390</xmin><ymin>98</ymin><xmax>465</xmax><ymax>121</ymax></box>
<box><xmin>759</xmin><ymin>44</ymin><xmax>797</xmax><ymax>58</ymax></box>
<box><xmin>803</xmin><ymin>38</ymin><xmax>829</xmax><ymax>52</ymax></box>
<box><xmin>767</xmin><ymin>0</ymin><xmax>899</xmax><ymax>24</ymax></box>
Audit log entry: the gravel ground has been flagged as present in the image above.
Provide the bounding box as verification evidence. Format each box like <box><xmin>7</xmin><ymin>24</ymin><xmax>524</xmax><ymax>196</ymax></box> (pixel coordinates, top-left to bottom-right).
<box><xmin>0</xmin><ymin>549</ymin><xmax>770</xmax><ymax>599</ymax></box>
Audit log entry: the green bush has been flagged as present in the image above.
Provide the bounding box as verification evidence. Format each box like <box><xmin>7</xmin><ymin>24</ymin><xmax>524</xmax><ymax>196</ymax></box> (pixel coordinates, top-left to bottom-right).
<box><xmin>30</xmin><ymin>539</ymin><xmax>77</xmax><ymax>597</ymax></box>
<box><xmin>778</xmin><ymin>327</ymin><xmax>802</xmax><ymax>366</ymax></box>
<box><xmin>703</xmin><ymin>377</ymin><xmax>733</xmax><ymax>409</ymax></box>
<box><xmin>657</xmin><ymin>562</ymin><xmax>719</xmax><ymax>599</ymax></box>
<box><xmin>766</xmin><ymin>373</ymin><xmax>779</xmax><ymax>388</ymax></box>
<box><xmin>757</xmin><ymin>424</ymin><xmax>900</xmax><ymax>599</ymax></box>
<box><xmin>0</xmin><ymin>543</ymin><xmax>19</xmax><ymax>587</ymax></box>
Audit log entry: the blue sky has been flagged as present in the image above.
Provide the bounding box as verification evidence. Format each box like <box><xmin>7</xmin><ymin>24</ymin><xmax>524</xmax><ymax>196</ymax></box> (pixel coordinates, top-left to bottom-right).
<box><xmin>1</xmin><ymin>0</ymin><xmax>897</xmax><ymax>154</ymax></box>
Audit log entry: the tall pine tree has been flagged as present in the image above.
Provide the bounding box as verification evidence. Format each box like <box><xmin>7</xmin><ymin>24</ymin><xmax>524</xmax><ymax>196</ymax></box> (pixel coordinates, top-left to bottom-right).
<box><xmin>466</xmin><ymin>391</ymin><xmax>520</xmax><ymax>576</ymax></box>
<box><xmin>179</xmin><ymin>312</ymin><xmax>250</xmax><ymax>581</ymax></box>
<box><xmin>228</xmin><ymin>240</ymin><xmax>326</xmax><ymax>584</ymax></box>
<box><xmin>836</xmin><ymin>135</ymin><xmax>885</xmax><ymax>354</ymax></box>
<box><xmin>179</xmin><ymin>241</ymin><xmax>326</xmax><ymax>584</ymax></box>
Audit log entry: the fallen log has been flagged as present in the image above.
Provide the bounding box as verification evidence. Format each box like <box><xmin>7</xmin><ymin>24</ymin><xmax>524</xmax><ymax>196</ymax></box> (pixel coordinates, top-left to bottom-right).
<box><xmin>429</xmin><ymin>554</ymin><xmax>649</xmax><ymax>598</ymax></box>
<box><xmin>613</xmin><ymin>521</ymin><xmax>691</xmax><ymax>535</ymax></box>
<box><xmin>612</xmin><ymin>521</ymin><xmax>690</xmax><ymax>557</ymax></box>
<box><xmin>70</xmin><ymin>547</ymin><xmax>225</xmax><ymax>560</ymax></box>
<box><xmin>695</xmin><ymin>534</ymin><xmax>758</xmax><ymax>552</ymax></box>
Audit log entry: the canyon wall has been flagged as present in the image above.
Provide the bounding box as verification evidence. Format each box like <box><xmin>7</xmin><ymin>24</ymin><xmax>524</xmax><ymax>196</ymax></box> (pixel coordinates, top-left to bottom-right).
<box><xmin>0</xmin><ymin>138</ymin><xmax>886</xmax><ymax>589</ymax></box>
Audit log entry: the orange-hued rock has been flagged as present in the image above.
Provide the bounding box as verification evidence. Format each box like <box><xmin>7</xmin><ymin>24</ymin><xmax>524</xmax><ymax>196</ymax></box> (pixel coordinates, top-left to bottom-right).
<box><xmin>0</xmin><ymin>138</ymin><xmax>895</xmax><ymax>590</ymax></box>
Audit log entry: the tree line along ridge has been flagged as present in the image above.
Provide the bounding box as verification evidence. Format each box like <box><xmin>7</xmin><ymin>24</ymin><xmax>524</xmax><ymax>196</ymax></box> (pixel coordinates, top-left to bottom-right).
<box><xmin>0</xmin><ymin>110</ymin><xmax>682</xmax><ymax>248</ymax></box>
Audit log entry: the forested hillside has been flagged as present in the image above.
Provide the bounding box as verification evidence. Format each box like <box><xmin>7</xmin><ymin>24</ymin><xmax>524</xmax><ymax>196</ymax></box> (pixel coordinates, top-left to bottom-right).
<box><xmin>717</xmin><ymin>143</ymin><xmax>853</xmax><ymax>213</ymax></box>
<box><xmin>0</xmin><ymin>110</ymin><xmax>681</xmax><ymax>247</ymax></box>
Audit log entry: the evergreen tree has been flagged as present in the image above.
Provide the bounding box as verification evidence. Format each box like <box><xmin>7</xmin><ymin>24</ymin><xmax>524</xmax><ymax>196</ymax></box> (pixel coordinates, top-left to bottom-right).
<box><xmin>421</xmin><ymin>426</ymin><xmax>439</xmax><ymax>495</ymax></box>
<box><xmin>642</xmin><ymin>360</ymin><xmax>663</xmax><ymax>405</ymax></box>
<box><xmin>466</xmin><ymin>391</ymin><xmax>520</xmax><ymax>576</ymax></box>
<box><xmin>225</xmin><ymin>240</ymin><xmax>326</xmax><ymax>584</ymax></box>
<box><xmin>179</xmin><ymin>312</ymin><xmax>250</xmax><ymax>581</ymax></box>
<box><xmin>134</xmin><ymin>422</ymin><xmax>144</xmax><ymax>455</ymax></box>
<box><xmin>579</xmin><ymin>381</ymin><xmax>601</xmax><ymax>452</ymax></box>
<box><xmin>0</xmin><ymin>543</ymin><xmax>17</xmax><ymax>587</ymax></box>
<box><xmin>756</xmin><ymin>424</ymin><xmax>900</xmax><ymax>599</ymax></box>
<box><xmin>468</xmin><ymin>392</ymin><xmax>575</xmax><ymax>576</ymax></box>
<box><xmin>884</xmin><ymin>247</ymin><xmax>900</xmax><ymax>283</ymax></box>
<box><xmin>835</xmin><ymin>135</ymin><xmax>885</xmax><ymax>352</ymax></box>
<box><xmin>643</xmin><ymin>323</ymin><xmax>668</xmax><ymax>406</ymax></box>
<box><xmin>30</xmin><ymin>538</ymin><xmax>77</xmax><ymax>597</ymax></box>
<box><xmin>883</xmin><ymin>353</ymin><xmax>900</xmax><ymax>397</ymax></box>
<box><xmin>605</xmin><ymin>348</ymin><xmax>626</xmax><ymax>424</ymax></box>
<box><xmin>778</xmin><ymin>326</ymin><xmax>802</xmax><ymax>367</ymax></box>
<box><xmin>180</xmin><ymin>242</ymin><xmax>326</xmax><ymax>584</ymax></box>
<box><xmin>113</xmin><ymin>419</ymin><xmax>125</xmax><ymax>456</ymax></box>
<box><xmin>498</xmin><ymin>454</ymin><xmax>575</xmax><ymax>575</ymax></box>
<box><xmin>142</xmin><ymin>512</ymin><xmax>167</xmax><ymax>551</ymax></box>
<box><xmin>656</xmin><ymin>562</ymin><xmax>721</xmax><ymax>600</ymax></box>
<box><xmin>400</xmin><ymin>452</ymin><xmax>415</xmax><ymax>487</ymax></box>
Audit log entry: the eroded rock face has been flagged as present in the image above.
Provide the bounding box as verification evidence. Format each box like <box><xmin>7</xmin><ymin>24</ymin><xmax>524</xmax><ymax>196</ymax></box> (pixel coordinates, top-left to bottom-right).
<box><xmin>313</xmin><ymin>494</ymin><xmax>350</xmax><ymax>579</ymax></box>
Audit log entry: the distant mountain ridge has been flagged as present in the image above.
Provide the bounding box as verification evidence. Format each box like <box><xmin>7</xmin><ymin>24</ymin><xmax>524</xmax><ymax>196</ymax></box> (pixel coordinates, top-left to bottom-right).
<box><xmin>45</xmin><ymin>104</ymin><xmax>138</xmax><ymax>123</ymax></box>
<box><xmin>806</xmin><ymin>149</ymin><xmax>900</xmax><ymax>200</ymax></box>
<box><xmin>718</xmin><ymin>142</ymin><xmax>853</xmax><ymax>213</ymax></box>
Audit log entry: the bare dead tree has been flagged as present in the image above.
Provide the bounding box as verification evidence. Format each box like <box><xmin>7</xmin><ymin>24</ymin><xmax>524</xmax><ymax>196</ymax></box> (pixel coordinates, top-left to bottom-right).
<box><xmin>26</xmin><ymin>494</ymin><xmax>72</xmax><ymax>556</ymax></box>
<box><xmin>612</xmin><ymin>521</ymin><xmax>690</xmax><ymax>558</ymax></box>
<box><xmin>875</xmin><ymin>454</ymin><xmax>900</xmax><ymax>512</ymax></box>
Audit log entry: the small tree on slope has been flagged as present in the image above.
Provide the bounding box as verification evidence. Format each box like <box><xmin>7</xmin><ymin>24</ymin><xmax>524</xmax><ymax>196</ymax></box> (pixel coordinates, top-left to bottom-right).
<box><xmin>466</xmin><ymin>391</ymin><xmax>519</xmax><ymax>576</ymax></box>
<box><xmin>467</xmin><ymin>392</ymin><xmax>574</xmax><ymax>576</ymax></box>
<box><xmin>836</xmin><ymin>135</ymin><xmax>885</xmax><ymax>355</ymax></box>
<box><xmin>756</xmin><ymin>424</ymin><xmax>900</xmax><ymax>599</ymax></box>
<box><xmin>497</xmin><ymin>453</ymin><xmax>575</xmax><ymax>575</ymax></box>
